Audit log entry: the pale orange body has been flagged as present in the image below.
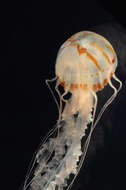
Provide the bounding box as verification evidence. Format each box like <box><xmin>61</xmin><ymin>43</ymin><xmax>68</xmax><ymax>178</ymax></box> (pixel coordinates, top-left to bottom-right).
<box><xmin>56</xmin><ymin>31</ymin><xmax>117</xmax><ymax>92</ymax></box>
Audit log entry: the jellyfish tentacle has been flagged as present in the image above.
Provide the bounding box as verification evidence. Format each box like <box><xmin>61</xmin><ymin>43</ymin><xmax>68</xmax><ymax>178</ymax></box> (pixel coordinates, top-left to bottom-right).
<box><xmin>54</xmin><ymin>80</ymin><xmax>63</xmax><ymax>126</ymax></box>
<box><xmin>46</xmin><ymin>76</ymin><xmax>59</xmax><ymax>111</ymax></box>
<box><xmin>55</xmin><ymin>82</ymin><xmax>69</xmax><ymax>123</ymax></box>
<box><xmin>90</xmin><ymin>90</ymin><xmax>98</xmax><ymax>128</ymax></box>
<box><xmin>112</xmin><ymin>73</ymin><xmax>122</xmax><ymax>92</ymax></box>
<box><xmin>93</xmin><ymin>75</ymin><xmax>121</xmax><ymax>130</ymax></box>
<box><xmin>61</xmin><ymin>89</ymin><xmax>69</xmax><ymax>103</ymax></box>
<box><xmin>46</xmin><ymin>77</ymin><xmax>63</xmax><ymax>128</ymax></box>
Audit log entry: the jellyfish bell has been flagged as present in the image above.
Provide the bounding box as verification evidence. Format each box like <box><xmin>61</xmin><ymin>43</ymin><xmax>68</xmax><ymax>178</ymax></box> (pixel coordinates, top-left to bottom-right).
<box><xmin>55</xmin><ymin>31</ymin><xmax>118</xmax><ymax>92</ymax></box>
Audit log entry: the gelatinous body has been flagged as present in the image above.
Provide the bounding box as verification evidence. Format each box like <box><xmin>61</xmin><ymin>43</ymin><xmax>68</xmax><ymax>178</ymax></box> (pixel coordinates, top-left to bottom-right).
<box><xmin>22</xmin><ymin>31</ymin><xmax>122</xmax><ymax>190</ymax></box>
<box><xmin>56</xmin><ymin>31</ymin><xmax>117</xmax><ymax>91</ymax></box>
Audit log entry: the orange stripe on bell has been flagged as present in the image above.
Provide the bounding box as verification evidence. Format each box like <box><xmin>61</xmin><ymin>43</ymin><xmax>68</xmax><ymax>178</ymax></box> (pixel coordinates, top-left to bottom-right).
<box><xmin>112</xmin><ymin>57</ymin><xmax>115</xmax><ymax>64</ymax></box>
<box><xmin>69</xmin><ymin>83</ymin><xmax>88</xmax><ymax>90</ymax></box>
<box><xmin>110</xmin><ymin>72</ymin><xmax>113</xmax><ymax>78</ymax></box>
<box><xmin>93</xmin><ymin>83</ymin><xmax>103</xmax><ymax>91</ymax></box>
<box><xmin>92</xmin><ymin>76</ymin><xmax>111</xmax><ymax>91</ymax></box>
<box><xmin>70</xmin><ymin>83</ymin><xmax>79</xmax><ymax>90</ymax></box>
<box><xmin>103</xmin><ymin>78</ymin><xmax>108</xmax><ymax>86</ymax></box>
<box><xmin>105</xmin><ymin>44</ymin><xmax>116</xmax><ymax>59</ymax></box>
<box><xmin>77</xmin><ymin>44</ymin><xmax>102</xmax><ymax>72</ymax></box>
<box><xmin>77</xmin><ymin>44</ymin><xmax>87</xmax><ymax>55</ymax></box>
<box><xmin>90</xmin><ymin>41</ymin><xmax>112</xmax><ymax>65</ymax></box>
<box><xmin>70</xmin><ymin>83</ymin><xmax>88</xmax><ymax>90</ymax></box>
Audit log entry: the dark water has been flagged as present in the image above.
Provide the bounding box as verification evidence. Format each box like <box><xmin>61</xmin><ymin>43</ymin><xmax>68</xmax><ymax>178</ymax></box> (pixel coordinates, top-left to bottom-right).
<box><xmin>0</xmin><ymin>1</ymin><xmax>126</xmax><ymax>190</ymax></box>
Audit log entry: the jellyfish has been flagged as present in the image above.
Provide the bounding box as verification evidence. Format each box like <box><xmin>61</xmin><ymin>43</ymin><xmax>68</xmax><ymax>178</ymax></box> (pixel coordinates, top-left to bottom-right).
<box><xmin>22</xmin><ymin>31</ymin><xmax>122</xmax><ymax>190</ymax></box>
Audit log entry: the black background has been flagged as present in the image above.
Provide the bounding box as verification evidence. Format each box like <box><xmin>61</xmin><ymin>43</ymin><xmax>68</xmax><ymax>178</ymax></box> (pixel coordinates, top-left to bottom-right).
<box><xmin>1</xmin><ymin>1</ymin><xmax>126</xmax><ymax>190</ymax></box>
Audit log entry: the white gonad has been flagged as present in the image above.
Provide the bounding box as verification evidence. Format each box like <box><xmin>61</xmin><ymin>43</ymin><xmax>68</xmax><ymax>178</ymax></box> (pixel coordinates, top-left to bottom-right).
<box><xmin>22</xmin><ymin>31</ymin><xmax>122</xmax><ymax>190</ymax></box>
